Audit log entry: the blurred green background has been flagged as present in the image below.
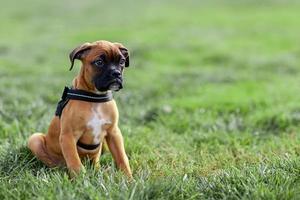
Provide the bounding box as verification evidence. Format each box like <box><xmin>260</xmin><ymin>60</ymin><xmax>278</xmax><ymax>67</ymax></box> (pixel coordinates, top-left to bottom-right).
<box><xmin>1</xmin><ymin>0</ymin><xmax>300</xmax><ymax>199</ymax></box>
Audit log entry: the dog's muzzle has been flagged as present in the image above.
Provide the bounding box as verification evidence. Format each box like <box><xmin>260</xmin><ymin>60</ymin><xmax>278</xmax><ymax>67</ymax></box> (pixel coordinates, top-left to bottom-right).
<box><xmin>94</xmin><ymin>69</ymin><xmax>123</xmax><ymax>92</ymax></box>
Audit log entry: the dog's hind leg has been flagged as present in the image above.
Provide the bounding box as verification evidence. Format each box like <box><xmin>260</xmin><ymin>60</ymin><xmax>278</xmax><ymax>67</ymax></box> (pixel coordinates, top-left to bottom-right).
<box><xmin>28</xmin><ymin>133</ymin><xmax>59</xmax><ymax>167</ymax></box>
<box><xmin>90</xmin><ymin>144</ymin><xmax>103</xmax><ymax>170</ymax></box>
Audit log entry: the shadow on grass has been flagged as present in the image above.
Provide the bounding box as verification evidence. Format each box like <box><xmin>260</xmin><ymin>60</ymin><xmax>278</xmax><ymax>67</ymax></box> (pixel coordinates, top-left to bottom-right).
<box><xmin>0</xmin><ymin>146</ymin><xmax>50</xmax><ymax>177</ymax></box>
<box><xmin>255</xmin><ymin>111</ymin><xmax>300</xmax><ymax>135</ymax></box>
<box><xmin>0</xmin><ymin>145</ymin><xmax>118</xmax><ymax>179</ymax></box>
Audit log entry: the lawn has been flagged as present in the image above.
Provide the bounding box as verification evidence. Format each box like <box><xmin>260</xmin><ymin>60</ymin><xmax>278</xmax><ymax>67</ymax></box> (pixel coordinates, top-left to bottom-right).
<box><xmin>1</xmin><ymin>0</ymin><xmax>300</xmax><ymax>199</ymax></box>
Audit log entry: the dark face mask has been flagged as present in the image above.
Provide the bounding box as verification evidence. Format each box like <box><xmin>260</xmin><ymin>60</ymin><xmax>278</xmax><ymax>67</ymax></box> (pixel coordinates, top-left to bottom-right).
<box><xmin>91</xmin><ymin>51</ymin><xmax>129</xmax><ymax>92</ymax></box>
<box><xmin>93</xmin><ymin>65</ymin><xmax>123</xmax><ymax>92</ymax></box>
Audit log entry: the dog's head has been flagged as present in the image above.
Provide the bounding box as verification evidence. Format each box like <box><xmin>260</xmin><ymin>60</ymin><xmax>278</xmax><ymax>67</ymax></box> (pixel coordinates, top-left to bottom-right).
<box><xmin>69</xmin><ymin>40</ymin><xmax>130</xmax><ymax>92</ymax></box>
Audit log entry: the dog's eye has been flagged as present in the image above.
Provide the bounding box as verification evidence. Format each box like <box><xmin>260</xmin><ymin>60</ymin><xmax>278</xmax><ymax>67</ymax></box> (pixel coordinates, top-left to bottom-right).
<box><xmin>94</xmin><ymin>59</ymin><xmax>104</xmax><ymax>67</ymax></box>
<box><xmin>119</xmin><ymin>58</ymin><xmax>125</xmax><ymax>66</ymax></box>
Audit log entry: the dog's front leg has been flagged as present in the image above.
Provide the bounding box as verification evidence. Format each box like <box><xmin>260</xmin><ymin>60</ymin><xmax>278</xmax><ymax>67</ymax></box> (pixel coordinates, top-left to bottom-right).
<box><xmin>106</xmin><ymin>126</ymin><xmax>132</xmax><ymax>178</ymax></box>
<box><xmin>59</xmin><ymin>131</ymin><xmax>83</xmax><ymax>178</ymax></box>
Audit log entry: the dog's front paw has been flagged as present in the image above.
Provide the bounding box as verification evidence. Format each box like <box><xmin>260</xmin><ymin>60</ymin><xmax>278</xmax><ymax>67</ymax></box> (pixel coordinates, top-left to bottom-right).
<box><xmin>69</xmin><ymin>165</ymin><xmax>86</xmax><ymax>179</ymax></box>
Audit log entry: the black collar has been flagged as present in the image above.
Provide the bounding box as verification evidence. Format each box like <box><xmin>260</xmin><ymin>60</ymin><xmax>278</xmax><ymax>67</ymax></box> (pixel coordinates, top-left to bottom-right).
<box><xmin>62</xmin><ymin>86</ymin><xmax>113</xmax><ymax>103</ymax></box>
<box><xmin>55</xmin><ymin>86</ymin><xmax>113</xmax><ymax>117</ymax></box>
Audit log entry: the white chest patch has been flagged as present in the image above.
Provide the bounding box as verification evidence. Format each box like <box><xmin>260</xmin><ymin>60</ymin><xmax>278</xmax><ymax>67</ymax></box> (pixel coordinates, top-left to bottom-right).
<box><xmin>87</xmin><ymin>111</ymin><xmax>110</xmax><ymax>143</ymax></box>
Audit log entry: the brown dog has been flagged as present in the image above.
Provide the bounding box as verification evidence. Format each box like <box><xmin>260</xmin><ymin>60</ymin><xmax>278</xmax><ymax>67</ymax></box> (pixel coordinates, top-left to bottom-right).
<box><xmin>28</xmin><ymin>40</ymin><xmax>132</xmax><ymax>178</ymax></box>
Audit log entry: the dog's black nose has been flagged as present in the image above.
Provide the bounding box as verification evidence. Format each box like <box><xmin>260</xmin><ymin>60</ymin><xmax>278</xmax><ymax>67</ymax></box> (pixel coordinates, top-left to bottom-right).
<box><xmin>112</xmin><ymin>70</ymin><xmax>121</xmax><ymax>77</ymax></box>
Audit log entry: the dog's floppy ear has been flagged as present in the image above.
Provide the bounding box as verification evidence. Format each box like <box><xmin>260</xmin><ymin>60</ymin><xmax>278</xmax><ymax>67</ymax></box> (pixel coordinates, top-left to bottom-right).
<box><xmin>69</xmin><ymin>42</ymin><xmax>92</xmax><ymax>71</ymax></box>
<box><xmin>114</xmin><ymin>43</ymin><xmax>130</xmax><ymax>67</ymax></box>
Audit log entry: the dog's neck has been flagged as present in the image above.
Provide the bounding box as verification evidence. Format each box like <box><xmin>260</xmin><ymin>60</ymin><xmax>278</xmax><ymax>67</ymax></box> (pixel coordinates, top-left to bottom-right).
<box><xmin>72</xmin><ymin>66</ymin><xmax>108</xmax><ymax>94</ymax></box>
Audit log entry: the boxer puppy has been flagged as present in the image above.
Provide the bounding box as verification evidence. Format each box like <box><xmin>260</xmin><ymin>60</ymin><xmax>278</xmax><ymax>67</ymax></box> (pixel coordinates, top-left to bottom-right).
<box><xmin>28</xmin><ymin>40</ymin><xmax>132</xmax><ymax>178</ymax></box>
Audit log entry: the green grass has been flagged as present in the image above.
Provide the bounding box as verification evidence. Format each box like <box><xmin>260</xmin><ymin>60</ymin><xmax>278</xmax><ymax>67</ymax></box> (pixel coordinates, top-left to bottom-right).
<box><xmin>1</xmin><ymin>0</ymin><xmax>300</xmax><ymax>199</ymax></box>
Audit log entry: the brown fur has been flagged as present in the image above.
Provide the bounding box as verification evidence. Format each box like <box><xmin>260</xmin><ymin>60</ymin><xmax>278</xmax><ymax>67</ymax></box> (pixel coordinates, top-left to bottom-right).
<box><xmin>28</xmin><ymin>40</ymin><xmax>132</xmax><ymax>178</ymax></box>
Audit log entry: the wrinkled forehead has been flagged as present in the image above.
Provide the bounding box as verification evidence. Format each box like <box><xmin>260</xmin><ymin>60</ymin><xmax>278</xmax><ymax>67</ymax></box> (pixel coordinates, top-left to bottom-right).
<box><xmin>87</xmin><ymin>42</ymin><xmax>121</xmax><ymax>61</ymax></box>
